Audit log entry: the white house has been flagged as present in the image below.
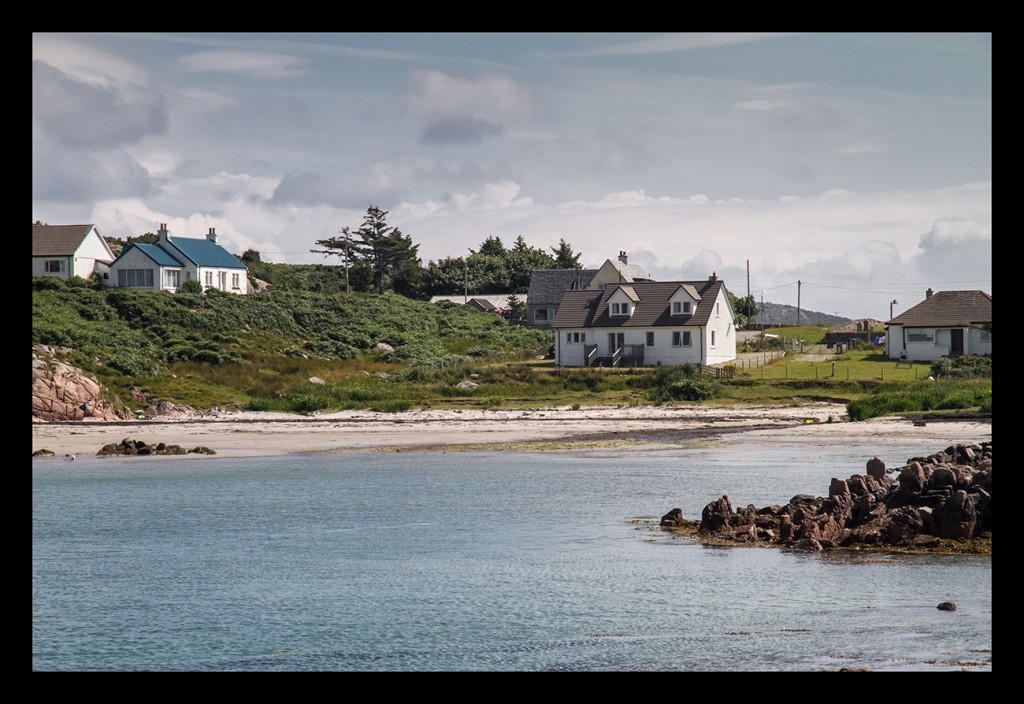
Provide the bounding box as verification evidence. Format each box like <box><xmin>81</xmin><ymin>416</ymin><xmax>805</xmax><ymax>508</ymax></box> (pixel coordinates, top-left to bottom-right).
<box><xmin>551</xmin><ymin>273</ymin><xmax>738</xmax><ymax>367</ymax></box>
<box><xmin>108</xmin><ymin>224</ymin><xmax>248</xmax><ymax>294</ymax></box>
<box><xmin>885</xmin><ymin>289</ymin><xmax>992</xmax><ymax>361</ymax></box>
<box><xmin>32</xmin><ymin>223</ymin><xmax>116</xmax><ymax>281</ymax></box>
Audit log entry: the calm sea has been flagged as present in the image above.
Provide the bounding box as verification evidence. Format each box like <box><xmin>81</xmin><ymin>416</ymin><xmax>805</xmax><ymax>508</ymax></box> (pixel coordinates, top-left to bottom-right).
<box><xmin>32</xmin><ymin>435</ymin><xmax>992</xmax><ymax>672</ymax></box>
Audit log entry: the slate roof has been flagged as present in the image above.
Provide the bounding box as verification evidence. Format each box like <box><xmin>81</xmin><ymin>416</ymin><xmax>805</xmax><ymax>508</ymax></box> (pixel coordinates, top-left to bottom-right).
<box><xmin>887</xmin><ymin>291</ymin><xmax>992</xmax><ymax>327</ymax></box>
<box><xmin>610</xmin><ymin>258</ymin><xmax>652</xmax><ymax>281</ymax></box>
<box><xmin>551</xmin><ymin>279</ymin><xmax>728</xmax><ymax>329</ymax></box>
<box><xmin>527</xmin><ymin>269</ymin><xmax>598</xmax><ymax>305</ymax></box>
<box><xmin>166</xmin><ymin>237</ymin><xmax>246</xmax><ymax>269</ymax></box>
<box><xmin>431</xmin><ymin>294</ymin><xmax>517</xmax><ymax>310</ymax></box>
<box><xmin>124</xmin><ymin>243</ymin><xmax>186</xmax><ymax>267</ymax></box>
<box><xmin>32</xmin><ymin>224</ymin><xmax>105</xmax><ymax>257</ymax></box>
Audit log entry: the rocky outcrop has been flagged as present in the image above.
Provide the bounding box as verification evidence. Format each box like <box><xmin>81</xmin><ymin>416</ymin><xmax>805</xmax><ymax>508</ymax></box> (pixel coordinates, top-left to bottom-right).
<box><xmin>96</xmin><ymin>437</ymin><xmax>217</xmax><ymax>456</ymax></box>
<box><xmin>32</xmin><ymin>345</ymin><xmax>124</xmax><ymax>422</ymax></box>
<box><xmin>686</xmin><ymin>442</ymin><xmax>992</xmax><ymax>551</ymax></box>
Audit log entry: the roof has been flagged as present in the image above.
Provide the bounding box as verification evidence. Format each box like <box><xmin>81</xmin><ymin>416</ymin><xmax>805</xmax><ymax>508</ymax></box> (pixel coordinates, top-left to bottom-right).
<box><xmin>887</xmin><ymin>290</ymin><xmax>992</xmax><ymax>327</ymax></box>
<box><xmin>551</xmin><ymin>279</ymin><xmax>728</xmax><ymax>329</ymax></box>
<box><xmin>32</xmin><ymin>224</ymin><xmax>101</xmax><ymax>257</ymax></box>
<box><xmin>123</xmin><ymin>243</ymin><xmax>185</xmax><ymax>267</ymax></box>
<box><xmin>527</xmin><ymin>269</ymin><xmax>598</xmax><ymax>305</ymax></box>
<box><xmin>609</xmin><ymin>258</ymin><xmax>652</xmax><ymax>282</ymax></box>
<box><xmin>166</xmin><ymin>236</ymin><xmax>246</xmax><ymax>269</ymax></box>
<box><xmin>431</xmin><ymin>294</ymin><xmax>517</xmax><ymax>310</ymax></box>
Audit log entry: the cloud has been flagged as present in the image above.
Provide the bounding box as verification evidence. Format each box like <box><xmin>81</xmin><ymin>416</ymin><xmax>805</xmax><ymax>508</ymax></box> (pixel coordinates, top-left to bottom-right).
<box><xmin>400</xmin><ymin>69</ymin><xmax>534</xmax><ymax>118</ymax></box>
<box><xmin>421</xmin><ymin>116</ymin><xmax>504</xmax><ymax>144</ymax></box>
<box><xmin>910</xmin><ymin>217</ymin><xmax>992</xmax><ymax>286</ymax></box>
<box><xmin>32</xmin><ymin>138</ymin><xmax>153</xmax><ymax>202</ymax></box>
<box><xmin>772</xmin><ymin>104</ymin><xmax>847</xmax><ymax>132</ymax></box>
<box><xmin>542</xmin><ymin>33</ymin><xmax>800</xmax><ymax>58</ymax></box>
<box><xmin>270</xmin><ymin>163</ymin><xmax>417</xmax><ymax>210</ymax></box>
<box><xmin>836</xmin><ymin>143</ymin><xmax>885</xmax><ymax>155</ymax></box>
<box><xmin>178</xmin><ymin>50</ymin><xmax>307</xmax><ymax>79</ymax></box>
<box><xmin>32</xmin><ymin>59</ymin><xmax>168</xmax><ymax>149</ymax></box>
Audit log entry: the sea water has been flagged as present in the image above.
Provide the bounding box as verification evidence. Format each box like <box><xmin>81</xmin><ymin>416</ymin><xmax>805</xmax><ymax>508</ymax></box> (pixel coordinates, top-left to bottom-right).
<box><xmin>32</xmin><ymin>437</ymin><xmax>992</xmax><ymax>672</ymax></box>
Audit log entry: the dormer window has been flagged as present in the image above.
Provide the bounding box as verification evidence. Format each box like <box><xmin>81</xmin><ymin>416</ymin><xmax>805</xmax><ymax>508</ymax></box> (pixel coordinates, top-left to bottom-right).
<box><xmin>610</xmin><ymin>302</ymin><xmax>630</xmax><ymax>316</ymax></box>
<box><xmin>671</xmin><ymin>301</ymin><xmax>692</xmax><ymax>316</ymax></box>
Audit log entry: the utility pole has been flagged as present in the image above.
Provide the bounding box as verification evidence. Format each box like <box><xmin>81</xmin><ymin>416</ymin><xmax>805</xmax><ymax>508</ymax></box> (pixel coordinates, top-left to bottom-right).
<box><xmin>797</xmin><ymin>280</ymin><xmax>801</xmax><ymax>325</ymax></box>
<box><xmin>890</xmin><ymin>299</ymin><xmax>898</xmax><ymax>320</ymax></box>
<box><xmin>746</xmin><ymin>260</ymin><xmax>751</xmax><ymax>324</ymax></box>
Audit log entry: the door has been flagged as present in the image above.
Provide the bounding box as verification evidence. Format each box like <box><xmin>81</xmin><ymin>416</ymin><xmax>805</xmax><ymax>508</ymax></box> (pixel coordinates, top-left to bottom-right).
<box><xmin>608</xmin><ymin>332</ymin><xmax>624</xmax><ymax>353</ymax></box>
<box><xmin>950</xmin><ymin>329</ymin><xmax>964</xmax><ymax>356</ymax></box>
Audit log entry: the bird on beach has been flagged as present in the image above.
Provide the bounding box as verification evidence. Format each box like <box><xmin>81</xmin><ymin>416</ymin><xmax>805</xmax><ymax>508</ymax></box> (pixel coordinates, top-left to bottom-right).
<box><xmin>63</xmin><ymin>454</ymin><xmax>75</xmax><ymax>461</ymax></box>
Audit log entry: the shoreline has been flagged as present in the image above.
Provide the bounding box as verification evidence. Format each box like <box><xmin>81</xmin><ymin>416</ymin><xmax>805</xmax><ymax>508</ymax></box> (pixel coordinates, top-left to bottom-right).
<box><xmin>31</xmin><ymin>403</ymin><xmax>992</xmax><ymax>459</ymax></box>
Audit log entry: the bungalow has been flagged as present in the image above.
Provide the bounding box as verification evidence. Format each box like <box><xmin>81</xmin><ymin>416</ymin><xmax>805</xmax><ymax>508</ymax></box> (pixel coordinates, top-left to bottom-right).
<box><xmin>108</xmin><ymin>224</ymin><xmax>248</xmax><ymax>294</ymax></box>
<box><xmin>885</xmin><ymin>289</ymin><xmax>992</xmax><ymax>361</ymax></box>
<box><xmin>551</xmin><ymin>273</ymin><xmax>738</xmax><ymax>367</ymax></box>
<box><xmin>527</xmin><ymin>251</ymin><xmax>653</xmax><ymax>328</ymax></box>
<box><xmin>32</xmin><ymin>223</ymin><xmax>116</xmax><ymax>281</ymax></box>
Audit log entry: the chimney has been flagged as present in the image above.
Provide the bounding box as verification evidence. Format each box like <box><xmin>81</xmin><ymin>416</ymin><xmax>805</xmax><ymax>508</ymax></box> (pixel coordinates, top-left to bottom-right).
<box><xmin>207</xmin><ymin>227</ymin><xmax>217</xmax><ymax>243</ymax></box>
<box><xmin>618</xmin><ymin>250</ymin><xmax>628</xmax><ymax>264</ymax></box>
<box><xmin>925</xmin><ymin>288</ymin><xmax>933</xmax><ymax>299</ymax></box>
<box><xmin>157</xmin><ymin>223</ymin><xmax>170</xmax><ymax>242</ymax></box>
<box><xmin>709</xmin><ymin>271</ymin><xmax>718</xmax><ymax>283</ymax></box>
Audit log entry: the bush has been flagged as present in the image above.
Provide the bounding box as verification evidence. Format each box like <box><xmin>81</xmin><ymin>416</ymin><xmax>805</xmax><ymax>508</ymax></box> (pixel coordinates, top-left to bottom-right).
<box><xmin>180</xmin><ymin>279</ymin><xmax>203</xmax><ymax>294</ymax></box>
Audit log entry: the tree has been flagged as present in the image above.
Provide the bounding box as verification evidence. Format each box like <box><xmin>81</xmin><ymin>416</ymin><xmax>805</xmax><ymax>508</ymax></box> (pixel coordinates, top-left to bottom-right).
<box><xmin>726</xmin><ymin>289</ymin><xmax>759</xmax><ymax>325</ymax></box>
<box><xmin>311</xmin><ymin>226</ymin><xmax>366</xmax><ymax>293</ymax></box>
<box><xmin>240</xmin><ymin>249</ymin><xmax>262</xmax><ymax>264</ymax></box>
<box><xmin>550</xmin><ymin>238</ymin><xmax>581</xmax><ymax>269</ymax></box>
<box><xmin>477</xmin><ymin>236</ymin><xmax>506</xmax><ymax>258</ymax></box>
<box><xmin>354</xmin><ymin>207</ymin><xmax>420</xmax><ymax>295</ymax></box>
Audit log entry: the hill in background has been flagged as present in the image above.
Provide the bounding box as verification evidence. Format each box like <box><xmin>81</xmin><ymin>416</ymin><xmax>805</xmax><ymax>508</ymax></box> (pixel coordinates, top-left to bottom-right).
<box><xmin>753</xmin><ymin>301</ymin><xmax>850</xmax><ymax>327</ymax></box>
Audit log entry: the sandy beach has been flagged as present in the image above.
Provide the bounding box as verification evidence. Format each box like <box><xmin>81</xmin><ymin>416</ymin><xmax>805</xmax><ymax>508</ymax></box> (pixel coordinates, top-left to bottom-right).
<box><xmin>31</xmin><ymin>403</ymin><xmax>992</xmax><ymax>459</ymax></box>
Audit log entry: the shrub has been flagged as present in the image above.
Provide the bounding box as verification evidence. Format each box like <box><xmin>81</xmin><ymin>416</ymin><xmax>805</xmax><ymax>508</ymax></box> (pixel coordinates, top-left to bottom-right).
<box><xmin>180</xmin><ymin>279</ymin><xmax>203</xmax><ymax>294</ymax></box>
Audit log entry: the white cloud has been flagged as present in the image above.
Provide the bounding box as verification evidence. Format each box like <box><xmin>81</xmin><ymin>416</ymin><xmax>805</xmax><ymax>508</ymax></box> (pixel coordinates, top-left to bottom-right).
<box><xmin>178</xmin><ymin>50</ymin><xmax>307</xmax><ymax>79</ymax></box>
<box><xmin>400</xmin><ymin>69</ymin><xmax>534</xmax><ymax>118</ymax></box>
<box><xmin>543</xmin><ymin>33</ymin><xmax>800</xmax><ymax>58</ymax></box>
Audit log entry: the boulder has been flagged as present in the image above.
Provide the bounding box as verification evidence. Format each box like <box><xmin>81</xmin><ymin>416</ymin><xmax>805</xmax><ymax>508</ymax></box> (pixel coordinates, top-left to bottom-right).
<box><xmin>660</xmin><ymin>508</ymin><xmax>685</xmax><ymax>527</ymax></box>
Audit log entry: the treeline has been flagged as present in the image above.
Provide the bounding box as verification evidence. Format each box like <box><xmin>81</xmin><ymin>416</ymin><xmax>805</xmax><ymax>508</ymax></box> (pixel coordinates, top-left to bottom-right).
<box><xmin>255</xmin><ymin>206</ymin><xmax>582</xmax><ymax>299</ymax></box>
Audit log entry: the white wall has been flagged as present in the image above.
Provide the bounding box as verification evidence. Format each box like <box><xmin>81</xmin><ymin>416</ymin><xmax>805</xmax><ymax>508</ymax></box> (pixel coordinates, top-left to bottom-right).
<box><xmin>109</xmin><ymin>247</ymin><xmax>163</xmax><ymax>290</ymax></box>
<box><xmin>198</xmin><ymin>267</ymin><xmax>247</xmax><ymax>294</ymax></box>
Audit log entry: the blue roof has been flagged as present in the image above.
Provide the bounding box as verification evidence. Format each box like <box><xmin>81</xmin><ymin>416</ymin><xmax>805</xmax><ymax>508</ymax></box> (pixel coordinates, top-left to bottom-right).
<box><xmin>123</xmin><ymin>243</ymin><xmax>185</xmax><ymax>267</ymax></box>
<box><xmin>167</xmin><ymin>237</ymin><xmax>246</xmax><ymax>269</ymax></box>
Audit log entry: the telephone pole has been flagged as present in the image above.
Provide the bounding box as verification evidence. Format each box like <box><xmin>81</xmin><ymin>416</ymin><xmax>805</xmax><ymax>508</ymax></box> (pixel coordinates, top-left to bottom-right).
<box><xmin>797</xmin><ymin>280</ymin><xmax>801</xmax><ymax>325</ymax></box>
<box><xmin>746</xmin><ymin>260</ymin><xmax>751</xmax><ymax>323</ymax></box>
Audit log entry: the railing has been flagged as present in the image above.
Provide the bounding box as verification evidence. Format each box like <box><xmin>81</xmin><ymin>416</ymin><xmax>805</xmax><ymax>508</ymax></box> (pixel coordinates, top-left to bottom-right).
<box><xmin>584</xmin><ymin>344</ymin><xmax>598</xmax><ymax>367</ymax></box>
<box><xmin>611</xmin><ymin>347</ymin><xmax>622</xmax><ymax>367</ymax></box>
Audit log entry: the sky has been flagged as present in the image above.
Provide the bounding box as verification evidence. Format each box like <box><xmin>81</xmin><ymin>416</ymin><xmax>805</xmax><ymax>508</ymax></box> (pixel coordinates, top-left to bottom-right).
<box><xmin>32</xmin><ymin>32</ymin><xmax>991</xmax><ymax>320</ymax></box>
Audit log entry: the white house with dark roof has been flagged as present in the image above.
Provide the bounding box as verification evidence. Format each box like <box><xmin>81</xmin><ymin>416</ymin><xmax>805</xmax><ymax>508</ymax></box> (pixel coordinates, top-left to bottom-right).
<box><xmin>551</xmin><ymin>273</ymin><xmax>737</xmax><ymax>367</ymax></box>
<box><xmin>32</xmin><ymin>223</ymin><xmax>116</xmax><ymax>281</ymax></box>
<box><xmin>526</xmin><ymin>251</ymin><xmax>652</xmax><ymax>329</ymax></box>
<box><xmin>108</xmin><ymin>224</ymin><xmax>248</xmax><ymax>294</ymax></box>
<box><xmin>885</xmin><ymin>289</ymin><xmax>992</xmax><ymax>361</ymax></box>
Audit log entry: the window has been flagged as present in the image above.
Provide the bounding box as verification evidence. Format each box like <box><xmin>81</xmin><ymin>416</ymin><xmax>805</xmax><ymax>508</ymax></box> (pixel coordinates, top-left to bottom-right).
<box><xmin>711</xmin><ymin>330</ymin><xmax>716</xmax><ymax>347</ymax></box>
<box><xmin>118</xmin><ymin>269</ymin><xmax>154</xmax><ymax>288</ymax></box>
<box><xmin>535</xmin><ymin>308</ymin><xmax>553</xmax><ymax>322</ymax></box>
<box><xmin>566</xmin><ymin>332</ymin><xmax>586</xmax><ymax>344</ymax></box>
<box><xmin>611</xmin><ymin>302</ymin><xmax>630</xmax><ymax>316</ymax></box>
<box><xmin>44</xmin><ymin>259</ymin><xmax>66</xmax><ymax>273</ymax></box>
<box><xmin>163</xmin><ymin>269</ymin><xmax>180</xmax><ymax>289</ymax></box>
<box><xmin>907</xmin><ymin>330</ymin><xmax>934</xmax><ymax>343</ymax></box>
<box><xmin>205</xmin><ymin>271</ymin><xmax>213</xmax><ymax>286</ymax></box>
<box><xmin>232</xmin><ymin>273</ymin><xmax>240</xmax><ymax>289</ymax></box>
<box><xmin>646</xmin><ymin>332</ymin><xmax>655</xmax><ymax>347</ymax></box>
<box><xmin>671</xmin><ymin>301</ymin><xmax>692</xmax><ymax>315</ymax></box>
<box><xmin>716</xmin><ymin>302</ymin><xmax>720</xmax><ymax>317</ymax></box>
<box><xmin>672</xmin><ymin>331</ymin><xmax>691</xmax><ymax>347</ymax></box>
<box><xmin>979</xmin><ymin>330</ymin><xmax>991</xmax><ymax>342</ymax></box>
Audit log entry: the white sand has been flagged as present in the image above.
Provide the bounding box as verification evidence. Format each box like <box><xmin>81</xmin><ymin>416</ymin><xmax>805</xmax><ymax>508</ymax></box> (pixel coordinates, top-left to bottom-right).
<box><xmin>31</xmin><ymin>403</ymin><xmax>991</xmax><ymax>459</ymax></box>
